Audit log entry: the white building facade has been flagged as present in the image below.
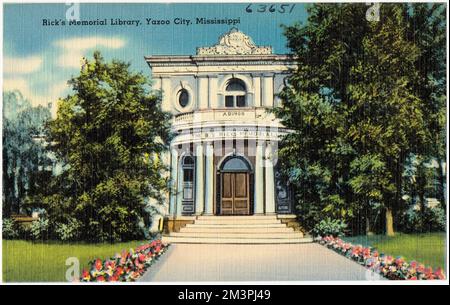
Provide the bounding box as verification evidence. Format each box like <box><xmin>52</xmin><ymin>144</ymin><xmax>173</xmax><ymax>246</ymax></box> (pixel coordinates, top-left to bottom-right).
<box><xmin>146</xmin><ymin>29</ymin><xmax>297</xmax><ymax>231</ymax></box>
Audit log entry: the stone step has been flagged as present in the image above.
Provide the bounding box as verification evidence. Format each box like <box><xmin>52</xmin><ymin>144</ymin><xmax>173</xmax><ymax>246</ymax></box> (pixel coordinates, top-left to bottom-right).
<box><xmin>180</xmin><ymin>227</ymin><xmax>294</xmax><ymax>233</ymax></box>
<box><xmin>162</xmin><ymin>236</ymin><xmax>313</xmax><ymax>244</ymax></box>
<box><xmin>197</xmin><ymin>215</ymin><xmax>278</xmax><ymax>220</ymax></box>
<box><xmin>185</xmin><ymin>223</ymin><xmax>285</xmax><ymax>228</ymax></box>
<box><xmin>194</xmin><ymin>219</ymin><xmax>281</xmax><ymax>225</ymax></box>
<box><xmin>169</xmin><ymin>232</ymin><xmax>304</xmax><ymax>238</ymax></box>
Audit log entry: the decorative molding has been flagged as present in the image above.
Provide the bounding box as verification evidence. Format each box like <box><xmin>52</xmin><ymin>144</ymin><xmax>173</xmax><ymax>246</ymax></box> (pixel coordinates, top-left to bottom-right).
<box><xmin>197</xmin><ymin>28</ymin><xmax>272</xmax><ymax>56</ymax></box>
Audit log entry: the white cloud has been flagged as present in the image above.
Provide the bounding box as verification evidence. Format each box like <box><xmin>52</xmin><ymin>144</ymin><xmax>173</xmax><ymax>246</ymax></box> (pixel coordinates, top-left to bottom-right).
<box><xmin>53</xmin><ymin>36</ymin><xmax>126</xmax><ymax>68</ymax></box>
<box><xmin>4</xmin><ymin>55</ymin><xmax>43</xmax><ymax>74</ymax></box>
<box><xmin>3</xmin><ymin>77</ymin><xmax>69</xmax><ymax>116</ymax></box>
<box><xmin>54</xmin><ymin>37</ymin><xmax>125</xmax><ymax>51</ymax></box>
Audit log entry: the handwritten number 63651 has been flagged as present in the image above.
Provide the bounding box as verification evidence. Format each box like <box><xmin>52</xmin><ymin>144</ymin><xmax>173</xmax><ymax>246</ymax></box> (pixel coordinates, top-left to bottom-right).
<box><xmin>245</xmin><ymin>4</ymin><xmax>296</xmax><ymax>14</ymax></box>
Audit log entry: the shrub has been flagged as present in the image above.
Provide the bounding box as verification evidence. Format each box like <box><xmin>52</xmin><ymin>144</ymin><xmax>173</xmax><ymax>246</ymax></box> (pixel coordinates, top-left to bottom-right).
<box><xmin>400</xmin><ymin>205</ymin><xmax>446</xmax><ymax>233</ymax></box>
<box><xmin>2</xmin><ymin>218</ymin><xmax>19</xmax><ymax>239</ymax></box>
<box><xmin>312</xmin><ymin>217</ymin><xmax>347</xmax><ymax>237</ymax></box>
<box><xmin>424</xmin><ymin>206</ymin><xmax>446</xmax><ymax>232</ymax></box>
<box><xmin>54</xmin><ymin>218</ymin><xmax>81</xmax><ymax>241</ymax></box>
<box><xmin>30</xmin><ymin>217</ymin><xmax>49</xmax><ymax>240</ymax></box>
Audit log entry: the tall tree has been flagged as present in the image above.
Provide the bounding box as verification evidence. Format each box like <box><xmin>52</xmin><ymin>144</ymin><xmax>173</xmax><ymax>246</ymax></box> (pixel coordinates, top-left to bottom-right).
<box><xmin>407</xmin><ymin>4</ymin><xmax>447</xmax><ymax>208</ymax></box>
<box><xmin>347</xmin><ymin>4</ymin><xmax>428</xmax><ymax>236</ymax></box>
<box><xmin>2</xmin><ymin>91</ymin><xmax>51</xmax><ymax>216</ymax></box>
<box><xmin>274</xmin><ymin>3</ymin><xmax>370</xmax><ymax>229</ymax></box>
<box><xmin>275</xmin><ymin>3</ymin><xmax>446</xmax><ymax>235</ymax></box>
<box><xmin>28</xmin><ymin>52</ymin><xmax>172</xmax><ymax>242</ymax></box>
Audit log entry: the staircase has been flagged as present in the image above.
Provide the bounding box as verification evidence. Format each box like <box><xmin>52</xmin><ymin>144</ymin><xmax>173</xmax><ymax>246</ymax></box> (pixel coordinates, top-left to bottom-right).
<box><xmin>162</xmin><ymin>215</ymin><xmax>313</xmax><ymax>244</ymax></box>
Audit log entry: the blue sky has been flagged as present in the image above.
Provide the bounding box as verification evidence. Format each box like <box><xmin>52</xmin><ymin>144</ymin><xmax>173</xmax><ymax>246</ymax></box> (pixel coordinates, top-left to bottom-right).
<box><xmin>3</xmin><ymin>3</ymin><xmax>308</xmax><ymax>115</ymax></box>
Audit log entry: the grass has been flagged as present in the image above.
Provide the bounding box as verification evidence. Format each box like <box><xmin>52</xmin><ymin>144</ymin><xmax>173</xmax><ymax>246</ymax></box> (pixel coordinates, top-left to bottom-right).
<box><xmin>3</xmin><ymin>239</ymin><xmax>148</xmax><ymax>282</ymax></box>
<box><xmin>343</xmin><ymin>232</ymin><xmax>447</xmax><ymax>269</ymax></box>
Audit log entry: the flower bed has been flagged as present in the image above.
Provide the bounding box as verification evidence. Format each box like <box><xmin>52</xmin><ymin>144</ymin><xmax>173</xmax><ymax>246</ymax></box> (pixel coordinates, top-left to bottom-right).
<box><xmin>81</xmin><ymin>239</ymin><xmax>168</xmax><ymax>282</ymax></box>
<box><xmin>317</xmin><ymin>236</ymin><xmax>445</xmax><ymax>280</ymax></box>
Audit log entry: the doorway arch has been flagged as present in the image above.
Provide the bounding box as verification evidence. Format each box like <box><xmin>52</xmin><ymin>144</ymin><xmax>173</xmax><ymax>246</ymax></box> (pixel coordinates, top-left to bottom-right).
<box><xmin>217</xmin><ymin>155</ymin><xmax>253</xmax><ymax>215</ymax></box>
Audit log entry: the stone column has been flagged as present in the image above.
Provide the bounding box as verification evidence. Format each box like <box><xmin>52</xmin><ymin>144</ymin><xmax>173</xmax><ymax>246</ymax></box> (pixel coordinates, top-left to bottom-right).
<box><xmin>198</xmin><ymin>76</ymin><xmax>208</xmax><ymax>109</ymax></box>
<box><xmin>204</xmin><ymin>142</ymin><xmax>214</xmax><ymax>214</ymax></box>
<box><xmin>262</xmin><ymin>74</ymin><xmax>274</xmax><ymax>107</ymax></box>
<box><xmin>169</xmin><ymin>148</ymin><xmax>178</xmax><ymax>216</ymax></box>
<box><xmin>195</xmin><ymin>143</ymin><xmax>205</xmax><ymax>214</ymax></box>
<box><xmin>161</xmin><ymin>77</ymin><xmax>172</xmax><ymax>112</ymax></box>
<box><xmin>176</xmin><ymin>160</ymin><xmax>183</xmax><ymax>216</ymax></box>
<box><xmin>265</xmin><ymin>142</ymin><xmax>276</xmax><ymax>214</ymax></box>
<box><xmin>252</xmin><ymin>75</ymin><xmax>261</xmax><ymax>107</ymax></box>
<box><xmin>208</xmin><ymin>76</ymin><xmax>218</xmax><ymax>109</ymax></box>
<box><xmin>254</xmin><ymin>141</ymin><xmax>265</xmax><ymax>214</ymax></box>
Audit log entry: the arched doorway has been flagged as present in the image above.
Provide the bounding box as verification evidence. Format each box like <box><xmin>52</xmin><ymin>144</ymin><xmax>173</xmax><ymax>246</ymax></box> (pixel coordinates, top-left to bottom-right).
<box><xmin>217</xmin><ymin>155</ymin><xmax>253</xmax><ymax>215</ymax></box>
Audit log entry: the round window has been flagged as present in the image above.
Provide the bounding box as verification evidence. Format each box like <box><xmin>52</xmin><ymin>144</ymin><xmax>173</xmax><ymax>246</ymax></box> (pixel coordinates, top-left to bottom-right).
<box><xmin>178</xmin><ymin>89</ymin><xmax>189</xmax><ymax>108</ymax></box>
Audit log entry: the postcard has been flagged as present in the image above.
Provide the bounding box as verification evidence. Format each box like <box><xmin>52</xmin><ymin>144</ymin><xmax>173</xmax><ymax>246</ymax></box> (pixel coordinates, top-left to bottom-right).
<box><xmin>1</xmin><ymin>1</ymin><xmax>448</xmax><ymax>288</ymax></box>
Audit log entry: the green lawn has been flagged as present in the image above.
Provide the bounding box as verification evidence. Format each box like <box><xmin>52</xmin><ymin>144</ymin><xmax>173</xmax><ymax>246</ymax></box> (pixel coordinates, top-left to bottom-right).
<box><xmin>343</xmin><ymin>232</ymin><xmax>447</xmax><ymax>269</ymax></box>
<box><xmin>3</xmin><ymin>239</ymin><xmax>148</xmax><ymax>282</ymax></box>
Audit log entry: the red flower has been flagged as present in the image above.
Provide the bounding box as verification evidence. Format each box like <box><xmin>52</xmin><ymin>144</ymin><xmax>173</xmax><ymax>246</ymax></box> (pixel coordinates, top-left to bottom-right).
<box><xmin>94</xmin><ymin>259</ymin><xmax>103</xmax><ymax>271</ymax></box>
<box><xmin>138</xmin><ymin>253</ymin><xmax>146</xmax><ymax>263</ymax></box>
<box><xmin>409</xmin><ymin>276</ymin><xmax>417</xmax><ymax>280</ymax></box>
<box><xmin>82</xmin><ymin>269</ymin><xmax>90</xmax><ymax>281</ymax></box>
<box><xmin>109</xmin><ymin>275</ymin><xmax>119</xmax><ymax>282</ymax></box>
<box><xmin>96</xmin><ymin>276</ymin><xmax>105</xmax><ymax>282</ymax></box>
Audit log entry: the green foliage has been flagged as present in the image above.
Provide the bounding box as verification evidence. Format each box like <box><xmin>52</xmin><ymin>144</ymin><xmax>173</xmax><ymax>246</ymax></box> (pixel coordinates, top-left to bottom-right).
<box><xmin>312</xmin><ymin>218</ymin><xmax>347</xmax><ymax>237</ymax></box>
<box><xmin>2</xmin><ymin>218</ymin><xmax>19</xmax><ymax>239</ymax></box>
<box><xmin>2</xmin><ymin>91</ymin><xmax>52</xmax><ymax>216</ymax></box>
<box><xmin>28</xmin><ymin>51</ymin><xmax>171</xmax><ymax>242</ymax></box>
<box><xmin>400</xmin><ymin>206</ymin><xmax>446</xmax><ymax>234</ymax></box>
<box><xmin>30</xmin><ymin>218</ymin><xmax>49</xmax><ymax>240</ymax></box>
<box><xmin>276</xmin><ymin>3</ymin><xmax>446</xmax><ymax>235</ymax></box>
<box><xmin>54</xmin><ymin>218</ymin><xmax>81</xmax><ymax>241</ymax></box>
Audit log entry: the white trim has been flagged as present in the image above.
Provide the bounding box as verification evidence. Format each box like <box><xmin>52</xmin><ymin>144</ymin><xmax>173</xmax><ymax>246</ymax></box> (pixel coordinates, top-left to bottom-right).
<box><xmin>216</xmin><ymin>152</ymin><xmax>254</xmax><ymax>172</ymax></box>
<box><xmin>173</xmin><ymin>82</ymin><xmax>195</xmax><ymax>112</ymax></box>
<box><xmin>218</xmin><ymin>74</ymin><xmax>254</xmax><ymax>95</ymax></box>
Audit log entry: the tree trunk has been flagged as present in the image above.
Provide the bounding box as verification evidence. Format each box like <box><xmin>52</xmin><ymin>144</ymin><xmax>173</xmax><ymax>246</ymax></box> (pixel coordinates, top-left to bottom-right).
<box><xmin>385</xmin><ymin>207</ymin><xmax>395</xmax><ymax>236</ymax></box>
<box><xmin>418</xmin><ymin>191</ymin><xmax>426</xmax><ymax>232</ymax></box>
<box><xmin>365</xmin><ymin>205</ymin><xmax>374</xmax><ymax>235</ymax></box>
<box><xmin>365</xmin><ymin>217</ymin><xmax>374</xmax><ymax>235</ymax></box>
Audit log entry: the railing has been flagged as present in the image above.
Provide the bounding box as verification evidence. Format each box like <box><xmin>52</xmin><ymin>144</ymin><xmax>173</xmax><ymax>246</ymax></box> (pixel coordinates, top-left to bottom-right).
<box><xmin>173</xmin><ymin>107</ymin><xmax>279</xmax><ymax>127</ymax></box>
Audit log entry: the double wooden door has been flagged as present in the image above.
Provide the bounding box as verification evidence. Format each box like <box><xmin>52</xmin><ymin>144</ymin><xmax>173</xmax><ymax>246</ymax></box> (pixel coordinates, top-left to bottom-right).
<box><xmin>220</xmin><ymin>172</ymin><xmax>250</xmax><ymax>215</ymax></box>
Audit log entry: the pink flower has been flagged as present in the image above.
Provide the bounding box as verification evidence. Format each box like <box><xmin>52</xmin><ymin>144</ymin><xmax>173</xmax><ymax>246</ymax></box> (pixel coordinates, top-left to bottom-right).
<box><xmin>434</xmin><ymin>268</ymin><xmax>446</xmax><ymax>280</ymax></box>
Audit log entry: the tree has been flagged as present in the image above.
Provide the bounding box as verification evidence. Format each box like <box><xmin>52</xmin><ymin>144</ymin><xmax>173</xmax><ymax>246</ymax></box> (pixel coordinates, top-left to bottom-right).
<box><xmin>347</xmin><ymin>4</ymin><xmax>429</xmax><ymax>236</ymax></box>
<box><xmin>2</xmin><ymin>91</ymin><xmax>51</xmax><ymax>216</ymax></box>
<box><xmin>28</xmin><ymin>52</ymin><xmax>171</xmax><ymax>242</ymax></box>
<box><xmin>406</xmin><ymin>4</ymin><xmax>447</xmax><ymax>209</ymax></box>
<box><xmin>275</xmin><ymin>3</ymin><xmax>446</xmax><ymax>236</ymax></box>
<box><xmin>274</xmin><ymin>4</ymin><xmax>370</xmax><ymax>230</ymax></box>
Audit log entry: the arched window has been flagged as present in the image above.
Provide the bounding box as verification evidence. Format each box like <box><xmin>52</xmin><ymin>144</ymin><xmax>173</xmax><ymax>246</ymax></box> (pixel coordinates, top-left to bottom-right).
<box><xmin>182</xmin><ymin>156</ymin><xmax>195</xmax><ymax>201</ymax></box>
<box><xmin>225</xmin><ymin>78</ymin><xmax>246</xmax><ymax>108</ymax></box>
<box><xmin>220</xmin><ymin>156</ymin><xmax>251</xmax><ymax>172</ymax></box>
